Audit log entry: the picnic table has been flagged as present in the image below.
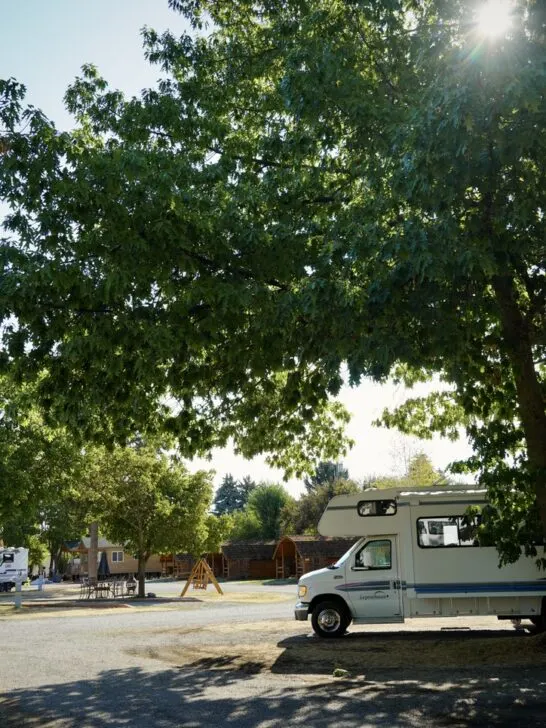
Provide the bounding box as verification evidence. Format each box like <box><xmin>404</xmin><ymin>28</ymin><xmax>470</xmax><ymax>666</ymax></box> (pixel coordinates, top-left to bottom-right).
<box><xmin>79</xmin><ymin>578</ymin><xmax>133</xmax><ymax>600</ymax></box>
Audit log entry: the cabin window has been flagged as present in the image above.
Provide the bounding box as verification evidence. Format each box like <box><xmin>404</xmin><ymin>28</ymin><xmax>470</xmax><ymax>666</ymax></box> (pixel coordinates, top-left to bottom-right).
<box><xmin>357</xmin><ymin>499</ymin><xmax>397</xmax><ymax>517</ymax></box>
<box><xmin>111</xmin><ymin>551</ymin><xmax>124</xmax><ymax>563</ymax></box>
<box><xmin>417</xmin><ymin>516</ymin><xmax>480</xmax><ymax>548</ymax></box>
<box><xmin>354</xmin><ymin>540</ymin><xmax>392</xmax><ymax>570</ymax></box>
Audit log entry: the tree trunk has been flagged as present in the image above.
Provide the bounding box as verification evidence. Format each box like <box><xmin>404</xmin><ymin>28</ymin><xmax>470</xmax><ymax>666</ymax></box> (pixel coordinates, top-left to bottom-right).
<box><xmin>137</xmin><ymin>552</ymin><xmax>148</xmax><ymax>599</ymax></box>
<box><xmin>492</xmin><ymin>274</ymin><xmax>546</xmax><ymax>534</ymax></box>
<box><xmin>88</xmin><ymin>522</ymin><xmax>99</xmax><ymax>584</ymax></box>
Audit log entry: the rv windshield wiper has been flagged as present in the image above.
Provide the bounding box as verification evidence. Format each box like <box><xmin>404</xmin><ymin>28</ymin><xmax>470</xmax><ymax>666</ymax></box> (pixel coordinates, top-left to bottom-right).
<box><xmin>327</xmin><ymin>564</ymin><xmax>339</xmax><ymax>570</ymax></box>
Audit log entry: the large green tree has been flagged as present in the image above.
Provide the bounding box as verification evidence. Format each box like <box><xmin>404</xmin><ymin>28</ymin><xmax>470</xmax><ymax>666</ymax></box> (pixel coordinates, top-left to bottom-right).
<box><xmin>1</xmin><ymin>1</ymin><xmax>545</xmax><ymax>562</ymax></box>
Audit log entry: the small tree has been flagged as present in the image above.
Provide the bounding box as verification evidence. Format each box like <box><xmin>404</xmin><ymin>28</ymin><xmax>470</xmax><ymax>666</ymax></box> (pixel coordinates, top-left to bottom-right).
<box><xmin>201</xmin><ymin>513</ymin><xmax>234</xmax><ymax>554</ymax></box>
<box><xmin>228</xmin><ymin>509</ymin><xmax>263</xmax><ymax>541</ymax></box>
<box><xmin>82</xmin><ymin>446</ymin><xmax>214</xmax><ymax>597</ymax></box>
<box><xmin>229</xmin><ymin>483</ymin><xmax>293</xmax><ymax>540</ymax></box>
<box><xmin>406</xmin><ymin>453</ymin><xmax>447</xmax><ymax>487</ymax></box>
<box><xmin>367</xmin><ymin>454</ymin><xmax>449</xmax><ymax>490</ymax></box>
<box><xmin>245</xmin><ymin>484</ymin><xmax>293</xmax><ymax>540</ymax></box>
<box><xmin>26</xmin><ymin>534</ymin><xmax>47</xmax><ymax>575</ymax></box>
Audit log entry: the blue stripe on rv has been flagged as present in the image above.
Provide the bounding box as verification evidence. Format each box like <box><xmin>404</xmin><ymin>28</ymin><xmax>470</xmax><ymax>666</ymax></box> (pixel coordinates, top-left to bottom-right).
<box><xmin>411</xmin><ymin>581</ymin><xmax>546</xmax><ymax>594</ymax></box>
<box><xmin>336</xmin><ymin>581</ymin><xmax>391</xmax><ymax>592</ymax></box>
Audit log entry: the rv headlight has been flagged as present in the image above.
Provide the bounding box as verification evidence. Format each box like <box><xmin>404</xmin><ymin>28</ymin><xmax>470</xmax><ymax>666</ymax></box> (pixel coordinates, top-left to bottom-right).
<box><xmin>298</xmin><ymin>585</ymin><xmax>308</xmax><ymax>598</ymax></box>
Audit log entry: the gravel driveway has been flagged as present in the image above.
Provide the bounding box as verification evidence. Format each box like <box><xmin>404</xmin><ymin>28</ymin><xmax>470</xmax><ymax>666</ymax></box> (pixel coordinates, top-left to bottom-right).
<box><xmin>1</xmin><ymin>582</ymin><xmax>545</xmax><ymax>727</ymax></box>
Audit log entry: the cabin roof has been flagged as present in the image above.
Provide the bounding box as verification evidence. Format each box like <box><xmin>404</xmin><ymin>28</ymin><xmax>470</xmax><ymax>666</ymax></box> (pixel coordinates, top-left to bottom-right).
<box><xmin>274</xmin><ymin>536</ymin><xmax>356</xmax><ymax>559</ymax></box>
<box><xmin>221</xmin><ymin>540</ymin><xmax>276</xmax><ymax>560</ymax></box>
<box><xmin>80</xmin><ymin>537</ymin><xmax>121</xmax><ymax>550</ymax></box>
<box><xmin>62</xmin><ymin>540</ymin><xmax>83</xmax><ymax>552</ymax></box>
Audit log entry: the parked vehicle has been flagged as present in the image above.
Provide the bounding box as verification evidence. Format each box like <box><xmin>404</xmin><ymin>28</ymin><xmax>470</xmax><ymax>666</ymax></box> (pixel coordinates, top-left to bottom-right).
<box><xmin>0</xmin><ymin>547</ymin><xmax>29</xmax><ymax>592</ymax></box>
<box><xmin>295</xmin><ymin>487</ymin><xmax>546</xmax><ymax>638</ymax></box>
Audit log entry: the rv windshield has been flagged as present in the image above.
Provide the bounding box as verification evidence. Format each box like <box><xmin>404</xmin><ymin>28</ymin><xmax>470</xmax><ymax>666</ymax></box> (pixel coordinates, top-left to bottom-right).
<box><xmin>329</xmin><ymin>539</ymin><xmax>364</xmax><ymax>569</ymax></box>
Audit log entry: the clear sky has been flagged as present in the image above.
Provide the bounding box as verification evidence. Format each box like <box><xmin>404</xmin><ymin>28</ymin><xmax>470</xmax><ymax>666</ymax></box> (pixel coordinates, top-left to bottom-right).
<box><xmin>2</xmin><ymin>1</ymin><xmax>474</xmax><ymax>497</ymax></box>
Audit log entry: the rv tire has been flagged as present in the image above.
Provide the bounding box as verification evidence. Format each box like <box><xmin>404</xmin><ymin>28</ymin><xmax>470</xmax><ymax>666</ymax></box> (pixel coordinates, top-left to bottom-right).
<box><xmin>530</xmin><ymin>616</ymin><xmax>545</xmax><ymax>632</ymax></box>
<box><xmin>311</xmin><ymin>599</ymin><xmax>350</xmax><ymax>638</ymax></box>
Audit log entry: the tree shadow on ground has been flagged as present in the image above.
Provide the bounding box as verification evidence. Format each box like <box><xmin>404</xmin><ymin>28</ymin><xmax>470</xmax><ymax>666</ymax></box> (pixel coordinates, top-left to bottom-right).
<box><xmin>271</xmin><ymin>628</ymin><xmax>543</xmax><ymax>675</ymax></box>
<box><xmin>2</xmin><ymin>640</ymin><xmax>545</xmax><ymax>728</ymax></box>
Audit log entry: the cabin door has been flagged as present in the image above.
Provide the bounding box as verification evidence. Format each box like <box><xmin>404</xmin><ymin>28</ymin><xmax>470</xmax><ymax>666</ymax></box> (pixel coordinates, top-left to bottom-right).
<box><xmin>345</xmin><ymin>536</ymin><xmax>403</xmax><ymax>622</ymax></box>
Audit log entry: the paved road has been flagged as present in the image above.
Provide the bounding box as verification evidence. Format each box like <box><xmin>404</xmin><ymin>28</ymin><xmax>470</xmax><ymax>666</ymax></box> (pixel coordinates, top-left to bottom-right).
<box><xmin>1</xmin><ymin>583</ymin><xmax>545</xmax><ymax>727</ymax></box>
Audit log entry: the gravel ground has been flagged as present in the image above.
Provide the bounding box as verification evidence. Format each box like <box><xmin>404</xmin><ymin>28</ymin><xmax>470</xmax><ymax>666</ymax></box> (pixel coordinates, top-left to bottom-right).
<box><xmin>1</xmin><ymin>582</ymin><xmax>545</xmax><ymax>727</ymax></box>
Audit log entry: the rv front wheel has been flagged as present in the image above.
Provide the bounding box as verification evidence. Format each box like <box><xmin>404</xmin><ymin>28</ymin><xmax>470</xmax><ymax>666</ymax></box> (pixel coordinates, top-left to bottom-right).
<box><xmin>311</xmin><ymin>600</ymin><xmax>350</xmax><ymax>638</ymax></box>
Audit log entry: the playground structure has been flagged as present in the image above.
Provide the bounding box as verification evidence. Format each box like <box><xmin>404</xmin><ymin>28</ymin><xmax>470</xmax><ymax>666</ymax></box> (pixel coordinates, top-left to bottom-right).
<box><xmin>180</xmin><ymin>558</ymin><xmax>224</xmax><ymax>597</ymax></box>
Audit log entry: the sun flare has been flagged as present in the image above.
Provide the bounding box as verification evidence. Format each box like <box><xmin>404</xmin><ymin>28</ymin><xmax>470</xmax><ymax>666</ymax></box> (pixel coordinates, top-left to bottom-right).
<box><xmin>475</xmin><ymin>0</ymin><xmax>513</xmax><ymax>38</ymax></box>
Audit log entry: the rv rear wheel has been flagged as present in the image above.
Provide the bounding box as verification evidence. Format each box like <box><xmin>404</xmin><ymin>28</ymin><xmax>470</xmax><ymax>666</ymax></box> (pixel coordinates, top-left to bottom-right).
<box><xmin>311</xmin><ymin>600</ymin><xmax>350</xmax><ymax>638</ymax></box>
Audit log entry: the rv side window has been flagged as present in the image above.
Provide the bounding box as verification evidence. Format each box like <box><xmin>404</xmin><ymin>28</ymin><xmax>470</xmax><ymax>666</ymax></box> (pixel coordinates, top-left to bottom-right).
<box><xmin>354</xmin><ymin>540</ymin><xmax>392</xmax><ymax>569</ymax></box>
<box><xmin>417</xmin><ymin>516</ymin><xmax>480</xmax><ymax>548</ymax></box>
<box><xmin>357</xmin><ymin>499</ymin><xmax>397</xmax><ymax>517</ymax></box>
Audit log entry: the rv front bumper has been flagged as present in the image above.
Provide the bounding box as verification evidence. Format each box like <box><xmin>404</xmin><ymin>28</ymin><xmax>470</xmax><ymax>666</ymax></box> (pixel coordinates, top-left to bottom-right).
<box><xmin>295</xmin><ymin>602</ymin><xmax>309</xmax><ymax>621</ymax></box>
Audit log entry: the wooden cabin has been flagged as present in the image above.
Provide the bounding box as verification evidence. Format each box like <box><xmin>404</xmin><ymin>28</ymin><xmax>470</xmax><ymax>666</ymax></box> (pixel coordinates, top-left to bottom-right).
<box><xmin>273</xmin><ymin>536</ymin><xmax>357</xmax><ymax>579</ymax></box>
<box><xmin>221</xmin><ymin>541</ymin><xmax>277</xmax><ymax>579</ymax></box>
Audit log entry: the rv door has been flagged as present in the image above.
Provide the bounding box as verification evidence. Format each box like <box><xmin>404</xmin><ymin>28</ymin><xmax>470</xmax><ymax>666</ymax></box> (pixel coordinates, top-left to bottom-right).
<box><xmin>344</xmin><ymin>536</ymin><xmax>403</xmax><ymax>623</ymax></box>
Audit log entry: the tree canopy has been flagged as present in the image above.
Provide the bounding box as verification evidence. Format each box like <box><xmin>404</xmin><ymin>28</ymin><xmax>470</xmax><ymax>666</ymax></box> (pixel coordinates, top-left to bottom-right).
<box><xmin>1</xmin><ymin>1</ymin><xmax>545</xmax><ymax>559</ymax></box>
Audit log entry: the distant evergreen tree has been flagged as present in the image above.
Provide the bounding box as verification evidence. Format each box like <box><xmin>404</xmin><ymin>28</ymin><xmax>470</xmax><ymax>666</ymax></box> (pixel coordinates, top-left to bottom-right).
<box><xmin>281</xmin><ymin>480</ymin><xmax>360</xmax><ymax>536</ymax></box>
<box><xmin>213</xmin><ymin>474</ymin><xmax>257</xmax><ymax>515</ymax></box>
<box><xmin>304</xmin><ymin>461</ymin><xmax>349</xmax><ymax>493</ymax></box>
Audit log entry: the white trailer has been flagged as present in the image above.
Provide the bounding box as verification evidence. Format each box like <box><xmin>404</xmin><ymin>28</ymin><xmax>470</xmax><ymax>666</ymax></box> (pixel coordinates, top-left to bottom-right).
<box><xmin>0</xmin><ymin>547</ymin><xmax>29</xmax><ymax>592</ymax></box>
<box><xmin>294</xmin><ymin>488</ymin><xmax>546</xmax><ymax>637</ymax></box>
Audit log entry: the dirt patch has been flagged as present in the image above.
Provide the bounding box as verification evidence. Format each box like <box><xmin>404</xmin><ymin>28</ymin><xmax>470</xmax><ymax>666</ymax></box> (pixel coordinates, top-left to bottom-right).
<box><xmin>178</xmin><ymin>590</ymin><xmax>293</xmax><ymax>604</ymax></box>
<box><xmin>129</xmin><ymin>621</ymin><xmax>546</xmax><ymax>676</ymax></box>
<box><xmin>0</xmin><ymin>605</ymin><xmax>131</xmax><ymax>620</ymax></box>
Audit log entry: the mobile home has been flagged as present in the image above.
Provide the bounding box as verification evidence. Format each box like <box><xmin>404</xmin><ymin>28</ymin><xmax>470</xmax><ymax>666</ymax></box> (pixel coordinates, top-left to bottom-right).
<box><xmin>0</xmin><ymin>547</ymin><xmax>28</xmax><ymax>592</ymax></box>
<box><xmin>294</xmin><ymin>488</ymin><xmax>546</xmax><ymax>637</ymax></box>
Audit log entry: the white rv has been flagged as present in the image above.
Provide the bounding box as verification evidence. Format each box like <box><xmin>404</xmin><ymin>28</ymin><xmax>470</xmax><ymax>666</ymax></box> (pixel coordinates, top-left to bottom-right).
<box><xmin>0</xmin><ymin>547</ymin><xmax>29</xmax><ymax>592</ymax></box>
<box><xmin>295</xmin><ymin>488</ymin><xmax>546</xmax><ymax>638</ymax></box>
